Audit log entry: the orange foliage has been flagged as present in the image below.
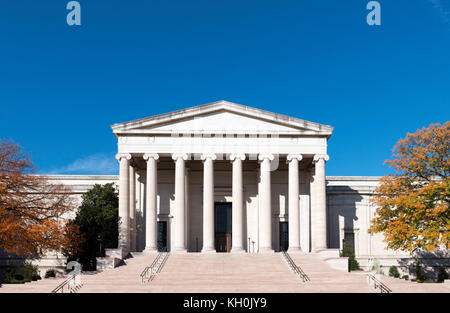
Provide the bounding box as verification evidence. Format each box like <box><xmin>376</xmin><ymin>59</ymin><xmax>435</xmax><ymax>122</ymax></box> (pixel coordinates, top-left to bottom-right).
<box><xmin>0</xmin><ymin>140</ymin><xmax>82</xmax><ymax>258</ymax></box>
<box><xmin>369</xmin><ymin>122</ymin><xmax>450</xmax><ymax>252</ymax></box>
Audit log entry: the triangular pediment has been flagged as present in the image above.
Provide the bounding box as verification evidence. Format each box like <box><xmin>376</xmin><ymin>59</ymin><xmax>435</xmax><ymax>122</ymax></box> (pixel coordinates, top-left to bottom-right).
<box><xmin>111</xmin><ymin>101</ymin><xmax>333</xmax><ymax>137</ymax></box>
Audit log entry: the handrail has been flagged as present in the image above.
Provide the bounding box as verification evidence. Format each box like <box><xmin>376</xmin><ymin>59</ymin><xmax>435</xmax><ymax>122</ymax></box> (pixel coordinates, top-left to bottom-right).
<box><xmin>140</xmin><ymin>252</ymin><xmax>169</xmax><ymax>283</ymax></box>
<box><xmin>282</xmin><ymin>251</ymin><xmax>310</xmax><ymax>283</ymax></box>
<box><xmin>367</xmin><ymin>274</ymin><xmax>392</xmax><ymax>293</ymax></box>
<box><xmin>51</xmin><ymin>272</ymin><xmax>83</xmax><ymax>293</ymax></box>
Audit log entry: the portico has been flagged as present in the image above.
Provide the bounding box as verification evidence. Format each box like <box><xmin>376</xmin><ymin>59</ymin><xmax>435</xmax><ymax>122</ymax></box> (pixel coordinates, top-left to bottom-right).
<box><xmin>112</xmin><ymin>101</ymin><xmax>333</xmax><ymax>254</ymax></box>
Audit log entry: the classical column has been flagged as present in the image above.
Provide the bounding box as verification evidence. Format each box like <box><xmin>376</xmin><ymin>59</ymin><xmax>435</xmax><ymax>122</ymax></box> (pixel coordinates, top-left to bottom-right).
<box><xmin>287</xmin><ymin>154</ymin><xmax>302</xmax><ymax>252</ymax></box>
<box><xmin>185</xmin><ymin>166</ymin><xmax>190</xmax><ymax>250</ymax></box>
<box><xmin>129</xmin><ymin>165</ymin><xmax>136</xmax><ymax>252</ymax></box>
<box><xmin>230</xmin><ymin>154</ymin><xmax>246</xmax><ymax>253</ymax></box>
<box><xmin>312</xmin><ymin>154</ymin><xmax>329</xmax><ymax>251</ymax></box>
<box><xmin>201</xmin><ymin>153</ymin><xmax>216</xmax><ymax>253</ymax></box>
<box><xmin>116</xmin><ymin>153</ymin><xmax>131</xmax><ymax>251</ymax></box>
<box><xmin>143</xmin><ymin>153</ymin><xmax>159</xmax><ymax>253</ymax></box>
<box><xmin>172</xmin><ymin>153</ymin><xmax>188</xmax><ymax>252</ymax></box>
<box><xmin>258</xmin><ymin>154</ymin><xmax>274</xmax><ymax>253</ymax></box>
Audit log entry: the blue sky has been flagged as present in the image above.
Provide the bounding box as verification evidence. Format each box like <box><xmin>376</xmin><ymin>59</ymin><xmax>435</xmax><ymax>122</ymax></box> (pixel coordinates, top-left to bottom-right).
<box><xmin>0</xmin><ymin>0</ymin><xmax>449</xmax><ymax>176</ymax></box>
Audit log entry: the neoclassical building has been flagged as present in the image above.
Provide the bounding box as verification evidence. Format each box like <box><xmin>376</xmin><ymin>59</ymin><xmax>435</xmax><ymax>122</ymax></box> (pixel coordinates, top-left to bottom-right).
<box><xmin>2</xmin><ymin>101</ymin><xmax>447</xmax><ymax>276</ymax></box>
<box><xmin>111</xmin><ymin>100</ymin><xmax>334</xmax><ymax>255</ymax></box>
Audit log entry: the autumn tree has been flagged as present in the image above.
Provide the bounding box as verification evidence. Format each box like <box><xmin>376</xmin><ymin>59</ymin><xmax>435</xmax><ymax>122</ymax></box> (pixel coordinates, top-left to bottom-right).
<box><xmin>369</xmin><ymin>122</ymin><xmax>450</xmax><ymax>252</ymax></box>
<box><xmin>0</xmin><ymin>140</ymin><xmax>81</xmax><ymax>258</ymax></box>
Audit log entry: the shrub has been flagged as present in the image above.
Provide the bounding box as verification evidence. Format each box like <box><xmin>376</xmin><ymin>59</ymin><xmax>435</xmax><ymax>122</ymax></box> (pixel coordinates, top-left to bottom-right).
<box><xmin>341</xmin><ymin>242</ymin><xmax>360</xmax><ymax>271</ymax></box>
<box><xmin>437</xmin><ymin>267</ymin><xmax>449</xmax><ymax>283</ymax></box>
<box><xmin>415</xmin><ymin>265</ymin><xmax>427</xmax><ymax>283</ymax></box>
<box><xmin>389</xmin><ymin>266</ymin><xmax>400</xmax><ymax>278</ymax></box>
<box><xmin>45</xmin><ymin>269</ymin><xmax>56</xmax><ymax>278</ymax></box>
<box><xmin>348</xmin><ymin>255</ymin><xmax>360</xmax><ymax>271</ymax></box>
<box><xmin>402</xmin><ymin>275</ymin><xmax>409</xmax><ymax>280</ymax></box>
<box><xmin>2</xmin><ymin>265</ymin><xmax>33</xmax><ymax>284</ymax></box>
<box><xmin>3</xmin><ymin>266</ymin><xmax>17</xmax><ymax>283</ymax></box>
<box><xmin>23</xmin><ymin>262</ymin><xmax>40</xmax><ymax>282</ymax></box>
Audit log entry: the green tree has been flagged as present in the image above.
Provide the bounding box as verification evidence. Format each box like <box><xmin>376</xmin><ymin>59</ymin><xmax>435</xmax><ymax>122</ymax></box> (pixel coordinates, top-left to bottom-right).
<box><xmin>66</xmin><ymin>183</ymin><xmax>118</xmax><ymax>270</ymax></box>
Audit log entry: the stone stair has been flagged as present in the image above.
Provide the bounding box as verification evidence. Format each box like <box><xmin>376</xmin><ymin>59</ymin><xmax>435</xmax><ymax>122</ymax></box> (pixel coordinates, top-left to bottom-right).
<box><xmin>288</xmin><ymin>253</ymin><xmax>375</xmax><ymax>293</ymax></box>
<box><xmin>1</xmin><ymin>252</ymin><xmax>449</xmax><ymax>293</ymax></box>
<box><xmin>0</xmin><ymin>277</ymin><xmax>67</xmax><ymax>293</ymax></box>
<box><xmin>376</xmin><ymin>275</ymin><xmax>450</xmax><ymax>293</ymax></box>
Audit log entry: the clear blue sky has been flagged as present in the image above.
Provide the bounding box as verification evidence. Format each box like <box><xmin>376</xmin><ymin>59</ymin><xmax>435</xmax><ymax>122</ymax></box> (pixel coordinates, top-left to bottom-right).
<box><xmin>0</xmin><ymin>1</ymin><xmax>449</xmax><ymax>176</ymax></box>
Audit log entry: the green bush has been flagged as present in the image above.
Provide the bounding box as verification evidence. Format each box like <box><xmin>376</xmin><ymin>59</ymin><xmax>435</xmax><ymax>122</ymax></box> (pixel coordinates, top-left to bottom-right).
<box><xmin>348</xmin><ymin>255</ymin><xmax>360</xmax><ymax>271</ymax></box>
<box><xmin>3</xmin><ymin>266</ymin><xmax>18</xmax><ymax>283</ymax></box>
<box><xmin>437</xmin><ymin>267</ymin><xmax>449</xmax><ymax>283</ymax></box>
<box><xmin>3</xmin><ymin>264</ymin><xmax>40</xmax><ymax>284</ymax></box>
<box><xmin>45</xmin><ymin>269</ymin><xmax>56</xmax><ymax>278</ymax></box>
<box><xmin>341</xmin><ymin>242</ymin><xmax>360</xmax><ymax>272</ymax></box>
<box><xmin>389</xmin><ymin>266</ymin><xmax>400</xmax><ymax>278</ymax></box>
<box><xmin>23</xmin><ymin>262</ymin><xmax>40</xmax><ymax>282</ymax></box>
<box><xmin>415</xmin><ymin>265</ymin><xmax>427</xmax><ymax>283</ymax></box>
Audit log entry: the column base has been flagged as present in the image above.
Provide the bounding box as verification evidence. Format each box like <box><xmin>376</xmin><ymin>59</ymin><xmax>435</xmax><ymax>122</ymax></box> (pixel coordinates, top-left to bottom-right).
<box><xmin>201</xmin><ymin>247</ymin><xmax>216</xmax><ymax>254</ymax></box>
<box><xmin>287</xmin><ymin>247</ymin><xmax>303</xmax><ymax>254</ymax></box>
<box><xmin>142</xmin><ymin>247</ymin><xmax>158</xmax><ymax>254</ymax></box>
<box><xmin>171</xmin><ymin>247</ymin><xmax>188</xmax><ymax>253</ymax></box>
<box><xmin>230</xmin><ymin>247</ymin><xmax>246</xmax><ymax>253</ymax></box>
<box><xmin>258</xmin><ymin>247</ymin><xmax>275</xmax><ymax>254</ymax></box>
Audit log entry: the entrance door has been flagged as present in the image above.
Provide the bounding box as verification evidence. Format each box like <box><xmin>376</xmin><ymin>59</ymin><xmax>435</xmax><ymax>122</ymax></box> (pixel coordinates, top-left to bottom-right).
<box><xmin>215</xmin><ymin>202</ymin><xmax>232</xmax><ymax>253</ymax></box>
<box><xmin>157</xmin><ymin>221</ymin><xmax>167</xmax><ymax>252</ymax></box>
<box><xmin>279</xmin><ymin>222</ymin><xmax>289</xmax><ymax>251</ymax></box>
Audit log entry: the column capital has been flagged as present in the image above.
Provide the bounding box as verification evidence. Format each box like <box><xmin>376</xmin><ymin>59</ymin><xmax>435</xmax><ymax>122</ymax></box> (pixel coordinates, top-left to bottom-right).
<box><xmin>200</xmin><ymin>153</ymin><xmax>217</xmax><ymax>161</ymax></box>
<box><xmin>258</xmin><ymin>153</ymin><xmax>275</xmax><ymax>161</ymax></box>
<box><xmin>313</xmin><ymin>154</ymin><xmax>330</xmax><ymax>163</ymax></box>
<box><xmin>287</xmin><ymin>154</ymin><xmax>303</xmax><ymax>162</ymax></box>
<box><xmin>143</xmin><ymin>153</ymin><xmax>159</xmax><ymax>161</ymax></box>
<box><xmin>115</xmin><ymin>153</ymin><xmax>132</xmax><ymax>161</ymax></box>
<box><xmin>172</xmin><ymin>153</ymin><xmax>188</xmax><ymax>161</ymax></box>
<box><xmin>229</xmin><ymin>153</ymin><xmax>246</xmax><ymax>161</ymax></box>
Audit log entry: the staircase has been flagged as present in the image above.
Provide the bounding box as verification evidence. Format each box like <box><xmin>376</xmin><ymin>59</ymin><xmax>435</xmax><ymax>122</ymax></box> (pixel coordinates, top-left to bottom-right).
<box><xmin>2</xmin><ymin>252</ymin><xmax>448</xmax><ymax>293</ymax></box>
<box><xmin>376</xmin><ymin>275</ymin><xmax>450</xmax><ymax>293</ymax></box>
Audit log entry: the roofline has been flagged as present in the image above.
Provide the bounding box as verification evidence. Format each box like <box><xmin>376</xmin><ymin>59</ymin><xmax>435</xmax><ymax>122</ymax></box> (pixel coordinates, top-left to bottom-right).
<box><xmin>110</xmin><ymin>100</ymin><xmax>334</xmax><ymax>137</ymax></box>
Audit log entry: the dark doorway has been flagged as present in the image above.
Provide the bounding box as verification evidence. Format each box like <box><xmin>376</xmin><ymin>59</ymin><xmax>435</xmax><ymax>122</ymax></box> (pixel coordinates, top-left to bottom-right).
<box><xmin>157</xmin><ymin>221</ymin><xmax>167</xmax><ymax>252</ymax></box>
<box><xmin>215</xmin><ymin>202</ymin><xmax>232</xmax><ymax>253</ymax></box>
<box><xmin>279</xmin><ymin>222</ymin><xmax>289</xmax><ymax>252</ymax></box>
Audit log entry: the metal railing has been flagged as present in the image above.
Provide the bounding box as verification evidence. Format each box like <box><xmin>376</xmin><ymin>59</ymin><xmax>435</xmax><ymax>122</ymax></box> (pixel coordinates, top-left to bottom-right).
<box><xmin>140</xmin><ymin>252</ymin><xmax>169</xmax><ymax>283</ymax></box>
<box><xmin>51</xmin><ymin>272</ymin><xmax>83</xmax><ymax>293</ymax></box>
<box><xmin>367</xmin><ymin>274</ymin><xmax>392</xmax><ymax>293</ymax></box>
<box><xmin>282</xmin><ymin>251</ymin><xmax>310</xmax><ymax>282</ymax></box>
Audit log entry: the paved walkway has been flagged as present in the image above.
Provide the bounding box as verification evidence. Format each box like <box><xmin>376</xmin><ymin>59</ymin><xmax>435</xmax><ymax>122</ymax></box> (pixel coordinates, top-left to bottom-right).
<box><xmin>1</xmin><ymin>253</ymin><xmax>449</xmax><ymax>293</ymax></box>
